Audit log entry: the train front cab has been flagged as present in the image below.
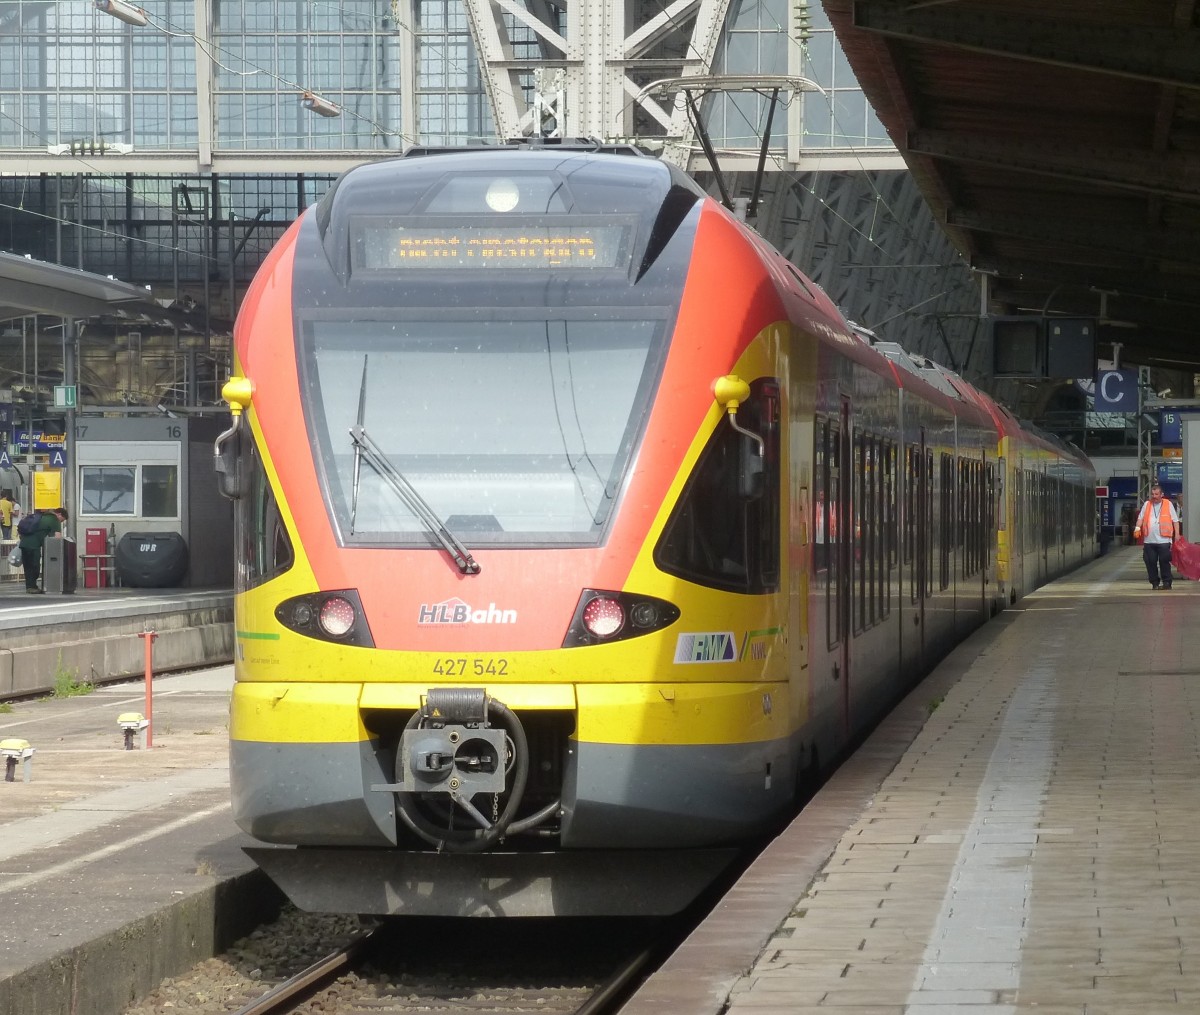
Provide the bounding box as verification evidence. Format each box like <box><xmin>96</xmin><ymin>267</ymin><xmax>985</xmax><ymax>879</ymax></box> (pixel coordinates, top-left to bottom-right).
<box><xmin>223</xmin><ymin>353</ymin><xmax>810</xmax><ymax>916</ymax></box>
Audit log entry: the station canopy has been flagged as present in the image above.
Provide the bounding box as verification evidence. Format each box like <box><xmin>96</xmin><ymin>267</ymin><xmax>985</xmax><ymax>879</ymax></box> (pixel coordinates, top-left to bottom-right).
<box><xmin>0</xmin><ymin>250</ymin><xmax>202</xmax><ymax>332</ymax></box>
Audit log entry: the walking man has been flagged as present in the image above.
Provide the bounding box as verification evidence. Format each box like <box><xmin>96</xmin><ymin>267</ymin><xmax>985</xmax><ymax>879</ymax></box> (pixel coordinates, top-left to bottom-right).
<box><xmin>1133</xmin><ymin>483</ymin><xmax>1180</xmax><ymax>589</ymax></box>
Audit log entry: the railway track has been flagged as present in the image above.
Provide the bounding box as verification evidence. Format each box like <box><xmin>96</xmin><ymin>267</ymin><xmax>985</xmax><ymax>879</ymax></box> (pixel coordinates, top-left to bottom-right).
<box><xmin>232</xmin><ymin>926</ymin><xmax>656</xmax><ymax>1014</ymax></box>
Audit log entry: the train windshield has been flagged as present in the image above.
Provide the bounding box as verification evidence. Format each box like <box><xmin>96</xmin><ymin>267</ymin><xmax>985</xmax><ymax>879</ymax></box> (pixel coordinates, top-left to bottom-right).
<box><xmin>303</xmin><ymin>315</ymin><xmax>666</xmax><ymax>546</ymax></box>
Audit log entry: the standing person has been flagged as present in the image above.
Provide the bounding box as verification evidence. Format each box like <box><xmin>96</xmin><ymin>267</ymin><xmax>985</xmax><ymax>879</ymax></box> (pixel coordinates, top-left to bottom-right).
<box><xmin>1133</xmin><ymin>483</ymin><xmax>1180</xmax><ymax>590</ymax></box>
<box><xmin>0</xmin><ymin>490</ymin><xmax>14</xmax><ymax>540</ymax></box>
<box><xmin>19</xmin><ymin>506</ymin><xmax>67</xmax><ymax>594</ymax></box>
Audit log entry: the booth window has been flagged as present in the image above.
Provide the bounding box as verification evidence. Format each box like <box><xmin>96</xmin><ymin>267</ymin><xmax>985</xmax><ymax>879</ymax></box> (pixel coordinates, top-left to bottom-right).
<box><xmin>81</xmin><ymin>465</ymin><xmax>179</xmax><ymax>517</ymax></box>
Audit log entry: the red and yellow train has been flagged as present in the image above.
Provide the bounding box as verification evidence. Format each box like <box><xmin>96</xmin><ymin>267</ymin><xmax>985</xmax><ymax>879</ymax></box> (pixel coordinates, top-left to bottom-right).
<box><xmin>217</xmin><ymin>144</ymin><xmax>1095</xmax><ymax>917</ymax></box>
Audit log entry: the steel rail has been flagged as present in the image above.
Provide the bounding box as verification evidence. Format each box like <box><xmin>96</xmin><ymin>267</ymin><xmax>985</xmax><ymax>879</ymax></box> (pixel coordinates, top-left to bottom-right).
<box><xmin>574</xmin><ymin>944</ymin><xmax>658</xmax><ymax>1015</ymax></box>
<box><xmin>230</xmin><ymin>927</ymin><xmax>378</xmax><ymax>1015</ymax></box>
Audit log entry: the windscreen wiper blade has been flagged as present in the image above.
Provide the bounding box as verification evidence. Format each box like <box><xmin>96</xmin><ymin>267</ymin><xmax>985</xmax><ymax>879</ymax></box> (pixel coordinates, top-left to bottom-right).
<box><xmin>349</xmin><ymin>356</ymin><xmax>369</xmax><ymax>535</ymax></box>
<box><xmin>349</xmin><ymin>424</ymin><xmax>482</xmax><ymax>576</ymax></box>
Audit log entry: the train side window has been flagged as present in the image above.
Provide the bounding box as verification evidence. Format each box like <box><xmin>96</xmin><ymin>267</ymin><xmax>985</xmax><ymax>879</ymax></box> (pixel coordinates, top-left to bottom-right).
<box><xmin>827</xmin><ymin>421</ymin><xmax>841</xmax><ymax>650</ymax></box>
<box><xmin>853</xmin><ymin>436</ymin><xmax>864</xmax><ymax>635</ymax></box>
<box><xmin>868</xmin><ymin>436</ymin><xmax>880</xmax><ymax>626</ymax></box>
<box><xmin>235</xmin><ymin>439</ymin><xmax>295</xmax><ymax>593</ymax></box>
<box><xmin>1021</xmin><ymin>469</ymin><xmax>1031</xmax><ymax>554</ymax></box>
<box><xmin>905</xmin><ymin>445</ymin><xmax>916</xmax><ymax>604</ymax></box>
<box><xmin>870</xmin><ymin>441</ymin><xmax>878</xmax><ymax>622</ymax></box>
<box><xmin>883</xmin><ymin>443</ymin><xmax>892</xmax><ymax>623</ymax></box>
<box><xmin>939</xmin><ymin>453</ymin><xmax>951</xmax><ymax>591</ymax></box>
<box><xmin>655</xmin><ymin>378</ymin><xmax>781</xmax><ymax>594</ymax></box>
<box><xmin>884</xmin><ymin>440</ymin><xmax>895</xmax><ymax>617</ymax></box>
<box><xmin>960</xmin><ymin>460</ymin><xmax>969</xmax><ymax>578</ymax></box>
<box><xmin>815</xmin><ymin>420</ymin><xmax>829</xmax><ymax>573</ymax></box>
<box><xmin>926</xmin><ymin>450</ymin><xmax>935</xmax><ymax>599</ymax></box>
<box><xmin>985</xmin><ymin>461</ymin><xmax>995</xmax><ymax>567</ymax></box>
<box><xmin>962</xmin><ymin>459</ymin><xmax>974</xmax><ymax>578</ymax></box>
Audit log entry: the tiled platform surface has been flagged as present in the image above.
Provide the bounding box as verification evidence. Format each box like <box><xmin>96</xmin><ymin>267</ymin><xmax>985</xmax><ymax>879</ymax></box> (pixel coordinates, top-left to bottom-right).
<box><xmin>623</xmin><ymin>546</ymin><xmax>1199</xmax><ymax>1014</ymax></box>
<box><xmin>0</xmin><ymin>665</ymin><xmax>276</xmax><ymax>1015</ymax></box>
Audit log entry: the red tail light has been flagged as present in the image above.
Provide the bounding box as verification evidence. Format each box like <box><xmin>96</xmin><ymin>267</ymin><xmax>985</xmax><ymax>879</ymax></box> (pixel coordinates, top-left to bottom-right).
<box><xmin>319</xmin><ymin>596</ymin><xmax>356</xmax><ymax>637</ymax></box>
<box><xmin>582</xmin><ymin>596</ymin><xmax>625</xmax><ymax>638</ymax></box>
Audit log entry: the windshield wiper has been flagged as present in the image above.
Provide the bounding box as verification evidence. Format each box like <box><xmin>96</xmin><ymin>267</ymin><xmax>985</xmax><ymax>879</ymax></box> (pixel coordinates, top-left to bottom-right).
<box><xmin>347</xmin><ymin>355</ymin><xmax>479</xmax><ymax>575</ymax></box>
<box><xmin>349</xmin><ymin>424</ymin><xmax>482</xmax><ymax>576</ymax></box>
<box><xmin>349</xmin><ymin>357</ymin><xmax>369</xmax><ymax>535</ymax></box>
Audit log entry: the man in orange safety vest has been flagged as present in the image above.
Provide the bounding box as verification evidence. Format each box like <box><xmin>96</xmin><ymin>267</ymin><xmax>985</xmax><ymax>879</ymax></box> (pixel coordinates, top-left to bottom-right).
<box><xmin>1133</xmin><ymin>483</ymin><xmax>1181</xmax><ymax>590</ymax></box>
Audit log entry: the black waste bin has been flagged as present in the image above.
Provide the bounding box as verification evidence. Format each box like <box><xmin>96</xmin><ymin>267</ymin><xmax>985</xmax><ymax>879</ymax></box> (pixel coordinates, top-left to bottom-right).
<box><xmin>115</xmin><ymin>532</ymin><xmax>189</xmax><ymax>587</ymax></box>
<box><xmin>43</xmin><ymin>537</ymin><xmax>77</xmax><ymax>594</ymax></box>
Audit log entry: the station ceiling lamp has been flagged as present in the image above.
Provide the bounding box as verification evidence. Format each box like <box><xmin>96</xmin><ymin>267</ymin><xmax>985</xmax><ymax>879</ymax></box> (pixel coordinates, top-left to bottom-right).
<box><xmin>301</xmin><ymin>92</ymin><xmax>340</xmax><ymax>118</ymax></box>
<box><xmin>94</xmin><ymin>0</ymin><xmax>148</xmax><ymax>27</ymax></box>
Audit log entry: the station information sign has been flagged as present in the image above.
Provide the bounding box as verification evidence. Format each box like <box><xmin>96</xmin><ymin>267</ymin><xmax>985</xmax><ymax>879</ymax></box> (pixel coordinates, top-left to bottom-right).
<box><xmin>15</xmin><ymin>431</ymin><xmax>66</xmax><ymax>451</ymax></box>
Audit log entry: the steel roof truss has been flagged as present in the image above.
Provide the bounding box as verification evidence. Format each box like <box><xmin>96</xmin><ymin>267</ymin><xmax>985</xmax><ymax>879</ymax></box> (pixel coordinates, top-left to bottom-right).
<box><xmin>852</xmin><ymin>1</ymin><xmax>1200</xmax><ymax>91</ymax></box>
<box><xmin>909</xmin><ymin>129</ymin><xmax>1200</xmax><ymax>201</ymax></box>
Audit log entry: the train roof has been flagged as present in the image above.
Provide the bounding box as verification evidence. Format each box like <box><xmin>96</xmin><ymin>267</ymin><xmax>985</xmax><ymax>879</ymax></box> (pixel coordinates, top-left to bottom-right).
<box><xmin>320</xmin><ymin>146</ymin><xmax>702</xmax><ymax>226</ymax></box>
<box><xmin>400</xmin><ymin>137</ymin><xmax>654</xmax><ymax>158</ymax></box>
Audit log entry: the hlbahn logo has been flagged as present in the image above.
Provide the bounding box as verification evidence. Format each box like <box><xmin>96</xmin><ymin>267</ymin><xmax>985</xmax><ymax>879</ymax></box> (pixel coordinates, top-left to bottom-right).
<box><xmin>674</xmin><ymin>632</ymin><xmax>736</xmax><ymax>664</ymax></box>
<box><xmin>417</xmin><ymin>597</ymin><xmax>517</xmax><ymax>626</ymax></box>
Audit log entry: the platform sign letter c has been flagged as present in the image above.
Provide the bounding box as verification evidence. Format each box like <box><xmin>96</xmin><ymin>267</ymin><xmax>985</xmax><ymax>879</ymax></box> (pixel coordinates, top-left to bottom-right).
<box><xmin>1094</xmin><ymin>369</ymin><xmax>1137</xmax><ymax>412</ymax></box>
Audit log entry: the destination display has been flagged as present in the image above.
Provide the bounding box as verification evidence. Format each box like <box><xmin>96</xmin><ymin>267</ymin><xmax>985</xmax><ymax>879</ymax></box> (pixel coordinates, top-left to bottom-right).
<box><xmin>355</xmin><ymin>221</ymin><xmax>630</xmax><ymax>271</ymax></box>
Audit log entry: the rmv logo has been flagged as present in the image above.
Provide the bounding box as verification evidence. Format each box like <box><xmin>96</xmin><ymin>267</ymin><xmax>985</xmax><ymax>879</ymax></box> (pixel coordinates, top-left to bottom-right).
<box><xmin>674</xmin><ymin>632</ymin><xmax>736</xmax><ymax>664</ymax></box>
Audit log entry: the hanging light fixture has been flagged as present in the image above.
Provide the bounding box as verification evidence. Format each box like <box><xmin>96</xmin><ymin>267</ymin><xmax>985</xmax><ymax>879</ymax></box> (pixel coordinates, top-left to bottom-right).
<box><xmin>301</xmin><ymin>92</ymin><xmax>340</xmax><ymax>118</ymax></box>
<box><xmin>94</xmin><ymin>0</ymin><xmax>149</xmax><ymax>27</ymax></box>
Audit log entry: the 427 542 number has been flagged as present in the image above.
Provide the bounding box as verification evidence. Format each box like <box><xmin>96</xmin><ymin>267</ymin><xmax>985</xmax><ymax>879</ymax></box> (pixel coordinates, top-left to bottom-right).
<box><xmin>431</xmin><ymin>657</ymin><xmax>509</xmax><ymax>677</ymax></box>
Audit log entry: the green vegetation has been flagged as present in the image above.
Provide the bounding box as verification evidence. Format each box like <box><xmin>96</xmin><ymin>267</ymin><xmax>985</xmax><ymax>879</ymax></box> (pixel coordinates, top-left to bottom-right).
<box><xmin>51</xmin><ymin>655</ymin><xmax>92</xmax><ymax>698</ymax></box>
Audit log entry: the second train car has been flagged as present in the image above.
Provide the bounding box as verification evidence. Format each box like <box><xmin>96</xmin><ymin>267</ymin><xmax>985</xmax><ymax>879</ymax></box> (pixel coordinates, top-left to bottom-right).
<box><xmin>217</xmin><ymin>142</ymin><xmax>1096</xmax><ymax>917</ymax></box>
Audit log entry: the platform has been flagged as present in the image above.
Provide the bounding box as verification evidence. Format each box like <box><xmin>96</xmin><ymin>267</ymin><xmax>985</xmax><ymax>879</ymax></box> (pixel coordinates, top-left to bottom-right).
<box><xmin>0</xmin><ymin>582</ymin><xmax>233</xmax><ymax>697</ymax></box>
<box><xmin>0</xmin><ymin>664</ymin><xmax>279</xmax><ymax>1015</ymax></box>
<box><xmin>622</xmin><ymin>545</ymin><xmax>1200</xmax><ymax>1015</ymax></box>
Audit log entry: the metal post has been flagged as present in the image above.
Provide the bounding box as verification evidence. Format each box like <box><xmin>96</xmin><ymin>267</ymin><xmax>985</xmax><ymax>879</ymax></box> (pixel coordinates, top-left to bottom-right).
<box><xmin>138</xmin><ymin>629</ymin><xmax>157</xmax><ymax>748</ymax></box>
<box><xmin>1138</xmin><ymin>365</ymin><xmax>1152</xmax><ymax>501</ymax></box>
<box><xmin>63</xmin><ymin>319</ymin><xmax>76</xmax><ymax>522</ymax></box>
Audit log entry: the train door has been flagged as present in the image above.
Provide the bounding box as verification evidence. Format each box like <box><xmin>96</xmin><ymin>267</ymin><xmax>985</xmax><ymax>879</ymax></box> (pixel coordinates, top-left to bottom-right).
<box><xmin>1017</xmin><ymin>458</ymin><xmax>1027</xmax><ymax>599</ymax></box>
<box><xmin>907</xmin><ymin>434</ymin><xmax>926</xmax><ymax>671</ymax></box>
<box><xmin>1038</xmin><ymin>466</ymin><xmax>1050</xmax><ymax>585</ymax></box>
<box><xmin>833</xmin><ymin>399</ymin><xmax>852</xmax><ymax>736</ymax></box>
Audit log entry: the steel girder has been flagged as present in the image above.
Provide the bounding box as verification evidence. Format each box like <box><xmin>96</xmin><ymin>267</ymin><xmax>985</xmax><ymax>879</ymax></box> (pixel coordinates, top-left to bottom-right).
<box><xmin>461</xmin><ymin>0</ymin><xmax>730</xmax><ymax>148</ymax></box>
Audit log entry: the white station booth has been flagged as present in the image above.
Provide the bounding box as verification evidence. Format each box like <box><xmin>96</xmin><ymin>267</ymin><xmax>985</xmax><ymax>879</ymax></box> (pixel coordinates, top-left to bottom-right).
<box><xmin>67</xmin><ymin>416</ymin><xmax>232</xmax><ymax>588</ymax></box>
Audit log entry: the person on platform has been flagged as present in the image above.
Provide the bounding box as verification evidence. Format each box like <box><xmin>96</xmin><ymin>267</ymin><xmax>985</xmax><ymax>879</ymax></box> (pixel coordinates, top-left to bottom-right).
<box><xmin>0</xmin><ymin>490</ymin><xmax>15</xmax><ymax>540</ymax></box>
<box><xmin>1133</xmin><ymin>483</ymin><xmax>1180</xmax><ymax>590</ymax></box>
<box><xmin>19</xmin><ymin>506</ymin><xmax>67</xmax><ymax>594</ymax></box>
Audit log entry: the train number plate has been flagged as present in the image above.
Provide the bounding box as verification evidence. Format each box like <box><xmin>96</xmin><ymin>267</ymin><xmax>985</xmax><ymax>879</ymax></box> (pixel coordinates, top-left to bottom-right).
<box><xmin>431</xmin><ymin>657</ymin><xmax>510</xmax><ymax>677</ymax></box>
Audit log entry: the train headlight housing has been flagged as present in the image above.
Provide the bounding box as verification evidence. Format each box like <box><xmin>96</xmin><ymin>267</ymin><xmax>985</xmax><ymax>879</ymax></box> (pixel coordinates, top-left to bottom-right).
<box><xmin>563</xmin><ymin>590</ymin><xmax>680</xmax><ymax>647</ymax></box>
<box><xmin>274</xmin><ymin>590</ymin><xmax>375</xmax><ymax>647</ymax></box>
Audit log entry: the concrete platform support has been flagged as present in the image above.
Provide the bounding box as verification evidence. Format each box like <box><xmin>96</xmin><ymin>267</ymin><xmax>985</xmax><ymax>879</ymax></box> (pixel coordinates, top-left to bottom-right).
<box><xmin>0</xmin><ymin>592</ymin><xmax>232</xmax><ymax>697</ymax></box>
<box><xmin>0</xmin><ymin>871</ymin><xmax>282</xmax><ymax>1015</ymax></box>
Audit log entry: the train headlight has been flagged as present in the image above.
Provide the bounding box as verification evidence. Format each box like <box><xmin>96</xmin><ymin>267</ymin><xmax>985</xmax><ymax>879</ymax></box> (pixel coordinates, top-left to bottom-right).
<box><xmin>630</xmin><ymin>601</ymin><xmax>659</xmax><ymax>628</ymax></box>
<box><xmin>485</xmin><ymin>178</ymin><xmax>520</xmax><ymax>212</ymax></box>
<box><xmin>318</xmin><ymin>596</ymin><xmax>356</xmax><ymax>637</ymax></box>
<box><xmin>274</xmin><ymin>590</ymin><xmax>375</xmax><ymax>647</ymax></box>
<box><xmin>563</xmin><ymin>589</ymin><xmax>680</xmax><ymax>647</ymax></box>
<box><xmin>582</xmin><ymin>596</ymin><xmax>625</xmax><ymax>638</ymax></box>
